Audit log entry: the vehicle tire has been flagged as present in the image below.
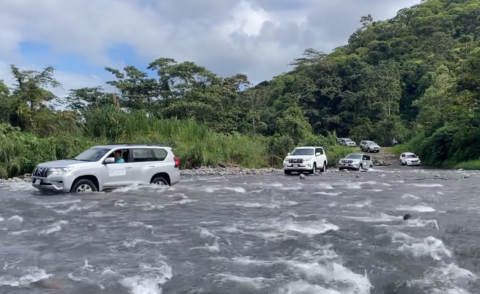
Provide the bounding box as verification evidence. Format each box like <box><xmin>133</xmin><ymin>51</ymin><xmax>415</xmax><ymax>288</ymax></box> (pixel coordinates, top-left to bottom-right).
<box><xmin>284</xmin><ymin>170</ymin><xmax>292</xmax><ymax>175</ymax></box>
<box><xmin>369</xmin><ymin>165</ymin><xmax>373</xmax><ymax>169</ymax></box>
<box><xmin>367</xmin><ymin>148</ymin><xmax>371</xmax><ymax>153</ymax></box>
<box><xmin>339</xmin><ymin>168</ymin><xmax>343</xmax><ymax>171</ymax></box>
<box><xmin>357</xmin><ymin>164</ymin><xmax>363</xmax><ymax>171</ymax></box>
<box><xmin>320</xmin><ymin>162</ymin><xmax>326</xmax><ymax>172</ymax></box>
<box><xmin>151</xmin><ymin>176</ymin><xmax>169</xmax><ymax>186</ymax></box>
<box><xmin>310</xmin><ymin>163</ymin><xmax>316</xmax><ymax>174</ymax></box>
<box><xmin>71</xmin><ymin>179</ymin><xmax>97</xmax><ymax>194</ymax></box>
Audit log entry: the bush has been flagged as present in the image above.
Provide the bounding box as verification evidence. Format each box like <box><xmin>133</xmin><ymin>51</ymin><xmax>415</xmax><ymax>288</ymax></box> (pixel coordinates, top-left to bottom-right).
<box><xmin>0</xmin><ymin>118</ymin><xmax>270</xmax><ymax>178</ymax></box>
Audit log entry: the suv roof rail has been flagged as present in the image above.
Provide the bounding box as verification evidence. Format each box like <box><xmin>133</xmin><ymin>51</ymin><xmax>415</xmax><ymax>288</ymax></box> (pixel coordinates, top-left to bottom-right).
<box><xmin>109</xmin><ymin>143</ymin><xmax>167</xmax><ymax>146</ymax></box>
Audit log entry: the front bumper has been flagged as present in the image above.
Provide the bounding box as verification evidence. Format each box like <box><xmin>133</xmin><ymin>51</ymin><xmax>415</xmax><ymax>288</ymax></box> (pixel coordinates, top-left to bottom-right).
<box><xmin>31</xmin><ymin>176</ymin><xmax>71</xmax><ymax>193</ymax></box>
<box><xmin>406</xmin><ymin>161</ymin><xmax>421</xmax><ymax>166</ymax></box>
<box><xmin>338</xmin><ymin>163</ymin><xmax>360</xmax><ymax>170</ymax></box>
<box><xmin>284</xmin><ymin>162</ymin><xmax>315</xmax><ymax>171</ymax></box>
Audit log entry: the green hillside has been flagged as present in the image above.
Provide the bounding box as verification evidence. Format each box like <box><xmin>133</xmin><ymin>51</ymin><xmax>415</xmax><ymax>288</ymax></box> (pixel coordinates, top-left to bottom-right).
<box><xmin>1</xmin><ymin>0</ymin><xmax>480</xmax><ymax>177</ymax></box>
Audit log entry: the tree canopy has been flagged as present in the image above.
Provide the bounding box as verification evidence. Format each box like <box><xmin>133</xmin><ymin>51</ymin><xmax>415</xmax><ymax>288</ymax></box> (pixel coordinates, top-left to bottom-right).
<box><xmin>2</xmin><ymin>0</ymin><xmax>480</xmax><ymax>169</ymax></box>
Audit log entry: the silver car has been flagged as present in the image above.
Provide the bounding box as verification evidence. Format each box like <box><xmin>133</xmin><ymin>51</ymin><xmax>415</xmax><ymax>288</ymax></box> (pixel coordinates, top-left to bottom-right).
<box><xmin>31</xmin><ymin>144</ymin><xmax>181</xmax><ymax>193</ymax></box>
<box><xmin>338</xmin><ymin>153</ymin><xmax>374</xmax><ymax>171</ymax></box>
<box><xmin>339</xmin><ymin>138</ymin><xmax>356</xmax><ymax>147</ymax></box>
<box><xmin>360</xmin><ymin>140</ymin><xmax>380</xmax><ymax>153</ymax></box>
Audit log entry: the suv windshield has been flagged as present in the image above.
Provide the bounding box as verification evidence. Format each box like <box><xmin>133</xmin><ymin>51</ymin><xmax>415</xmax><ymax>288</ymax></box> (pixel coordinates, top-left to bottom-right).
<box><xmin>74</xmin><ymin>148</ymin><xmax>112</xmax><ymax>161</ymax></box>
<box><xmin>291</xmin><ymin>148</ymin><xmax>314</xmax><ymax>156</ymax></box>
<box><xmin>406</xmin><ymin>154</ymin><xmax>417</xmax><ymax>158</ymax></box>
<box><xmin>368</xmin><ymin>142</ymin><xmax>377</xmax><ymax>145</ymax></box>
<box><xmin>346</xmin><ymin>154</ymin><xmax>362</xmax><ymax>159</ymax></box>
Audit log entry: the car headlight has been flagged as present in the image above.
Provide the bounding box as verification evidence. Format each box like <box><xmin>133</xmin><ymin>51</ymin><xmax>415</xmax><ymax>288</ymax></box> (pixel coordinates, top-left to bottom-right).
<box><xmin>47</xmin><ymin>167</ymin><xmax>74</xmax><ymax>176</ymax></box>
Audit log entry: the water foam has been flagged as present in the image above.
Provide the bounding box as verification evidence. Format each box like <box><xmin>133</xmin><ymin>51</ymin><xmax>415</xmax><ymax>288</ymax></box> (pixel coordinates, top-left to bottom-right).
<box><xmin>204</xmin><ymin>186</ymin><xmax>246</xmax><ymax>193</ymax></box>
<box><xmin>345</xmin><ymin>213</ymin><xmax>401</xmax><ymax>223</ymax></box>
<box><xmin>412</xmin><ymin>183</ymin><xmax>444</xmax><ymax>187</ymax></box>
<box><xmin>38</xmin><ymin>220</ymin><xmax>69</xmax><ymax>235</ymax></box>
<box><xmin>395</xmin><ymin>205</ymin><xmax>435</xmax><ymax>212</ymax></box>
<box><xmin>283</xmin><ymin>219</ymin><xmax>339</xmax><ymax>236</ymax></box>
<box><xmin>401</xmin><ymin>193</ymin><xmax>420</xmax><ymax>200</ymax></box>
<box><xmin>409</xmin><ymin>263</ymin><xmax>477</xmax><ymax>293</ymax></box>
<box><xmin>0</xmin><ymin>266</ymin><xmax>51</xmax><ymax>287</ymax></box>
<box><xmin>391</xmin><ymin>232</ymin><xmax>451</xmax><ymax>261</ymax></box>
<box><xmin>119</xmin><ymin>262</ymin><xmax>172</xmax><ymax>294</ymax></box>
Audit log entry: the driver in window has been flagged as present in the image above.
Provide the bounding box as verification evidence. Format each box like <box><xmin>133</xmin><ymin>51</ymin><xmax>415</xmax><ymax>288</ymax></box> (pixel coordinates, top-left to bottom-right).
<box><xmin>114</xmin><ymin>150</ymin><xmax>125</xmax><ymax>163</ymax></box>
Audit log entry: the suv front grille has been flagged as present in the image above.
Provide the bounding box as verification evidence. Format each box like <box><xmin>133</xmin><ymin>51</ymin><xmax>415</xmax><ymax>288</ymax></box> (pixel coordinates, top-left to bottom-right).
<box><xmin>288</xmin><ymin>158</ymin><xmax>303</xmax><ymax>164</ymax></box>
<box><xmin>34</xmin><ymin>167</ymin><xmax>50</xmax><ymax>177</ymax></box>
<box><xmin>342</xmin><ymin>160</ymin><xmax>353</xmax><ymax>163</ymax></box>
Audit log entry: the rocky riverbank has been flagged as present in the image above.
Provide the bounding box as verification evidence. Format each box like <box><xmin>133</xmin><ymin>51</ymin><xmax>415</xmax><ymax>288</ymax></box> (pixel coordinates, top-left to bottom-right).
<box><xmin>180</xmin><ymin>166</ymin><xmax>284</xmax><ymax>176</ymax></box>
<box><xmin>0</xmin><ymin>160</ymin><xmax>391</xmax><ymax>183</ymax></box>
<box><xmin>0</xmin><ymin>167</ymin><xmax>285</xmax><ymax>183</ymax></box>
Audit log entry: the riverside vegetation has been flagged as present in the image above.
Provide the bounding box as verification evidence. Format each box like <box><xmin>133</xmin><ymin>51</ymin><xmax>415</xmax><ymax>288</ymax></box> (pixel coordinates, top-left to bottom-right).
<box><xmin>2</xmin><ymin>0</ymin><xmax>480</xmax><ymax>178</ymax></box>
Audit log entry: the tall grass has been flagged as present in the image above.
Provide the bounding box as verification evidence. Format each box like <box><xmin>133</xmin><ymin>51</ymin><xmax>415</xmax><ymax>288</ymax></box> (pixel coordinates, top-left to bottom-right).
<box><xmin>0</xmin><ymin>106</ymin><xmax>352</xmax><ymax>178</ymax></box>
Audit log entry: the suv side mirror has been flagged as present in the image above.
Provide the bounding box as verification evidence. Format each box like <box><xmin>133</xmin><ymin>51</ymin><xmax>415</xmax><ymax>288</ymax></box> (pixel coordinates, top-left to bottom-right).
<box><xmin>287</xmin><ymin>153</ymin><xmax>290</xmax><ymax>156</ymax></box>
<box><xmin>315</xmin><ymin>152</ymin><xmax>321</xmax><ymax>156</ymax></box>
<box><xmin>104</xmin><ymin>157</ymin><xmax>115</xmax><ymax>164</ymax></box>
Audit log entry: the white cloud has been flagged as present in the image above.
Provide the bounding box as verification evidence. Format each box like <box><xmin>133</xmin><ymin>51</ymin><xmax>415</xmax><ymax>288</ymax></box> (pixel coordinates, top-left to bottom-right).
<box><xmin>0</xmin><ymin>0</ymin><xmax>421</xmax><ymax>94</ymax></box>
<box><xmin>0</xmin><ymin>61</ymin><xmax>105</xmax><ymax>98</ymax></box>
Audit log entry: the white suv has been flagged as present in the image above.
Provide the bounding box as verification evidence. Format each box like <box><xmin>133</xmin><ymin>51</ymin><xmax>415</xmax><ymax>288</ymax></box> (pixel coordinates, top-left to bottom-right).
<box><xmin>399</xmin><ymin>152</ymin><xmax>421</xmax><ymax>166</ymax></box>
<box><xmin>31</xmin><ymin>144</ymin><xmax>181</xmax><ymax>193</ymax></box>
<box><xmin>283</xmin><ymin>146</ymin><xmax>328</xmax><ymax>175</ymax></box>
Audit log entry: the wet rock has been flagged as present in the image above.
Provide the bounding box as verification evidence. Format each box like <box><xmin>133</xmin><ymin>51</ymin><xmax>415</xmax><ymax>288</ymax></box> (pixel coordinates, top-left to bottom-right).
<box><xmin>32</xmin><ymin>278</ymin><xmax>64</xmax><ymax>290</ymax></box>
<box><xmin>299</xmin><ymin>174</ymin><xmax>306</xmax><ymax>179</ymax></box>
<box><xmin>403</xmin><ymin>213</ymin><xmax>412</xmax><ymax>221</ymax></box>
<box><xmin>374</xmin><ymin>159</ymin><xmax>389</xmax><ymax>166</ymax></box>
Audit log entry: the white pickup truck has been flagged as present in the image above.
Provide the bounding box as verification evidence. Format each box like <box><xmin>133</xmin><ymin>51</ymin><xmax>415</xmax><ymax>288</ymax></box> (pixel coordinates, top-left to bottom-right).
<box><xmin>283</xmin><ymin>146</ymin><xmax>328</xmax><ymax>175</ymax></box>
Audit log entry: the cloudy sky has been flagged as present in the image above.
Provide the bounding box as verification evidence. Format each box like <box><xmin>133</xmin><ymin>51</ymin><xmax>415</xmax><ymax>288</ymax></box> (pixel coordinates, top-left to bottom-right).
<box><xmin>0</xmin><ymin>0</ymin><xmax>420</xmax><ymax>98</ymax></box>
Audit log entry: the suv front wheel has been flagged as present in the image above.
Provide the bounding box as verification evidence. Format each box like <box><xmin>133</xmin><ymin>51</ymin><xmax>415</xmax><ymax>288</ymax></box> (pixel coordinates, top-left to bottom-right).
<box><xmin>71</xmin><ymin>179</ymin><xmax>98</xmax><ymax>193</ymax></box>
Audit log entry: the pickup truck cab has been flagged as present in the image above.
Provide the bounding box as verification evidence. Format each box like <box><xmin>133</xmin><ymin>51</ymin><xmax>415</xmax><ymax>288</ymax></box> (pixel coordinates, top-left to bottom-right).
<box><xmin>283</xmin><ymin>146</ymin><xmax>328</xmax><ymax>175</ymax></box>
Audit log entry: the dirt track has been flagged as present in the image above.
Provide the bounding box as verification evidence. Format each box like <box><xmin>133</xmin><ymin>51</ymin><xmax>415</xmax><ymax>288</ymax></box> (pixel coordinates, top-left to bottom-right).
<box><xmin>360</xmin><ymin>146</ymin><xmax>399</xmax><ymax>166</ymax></box>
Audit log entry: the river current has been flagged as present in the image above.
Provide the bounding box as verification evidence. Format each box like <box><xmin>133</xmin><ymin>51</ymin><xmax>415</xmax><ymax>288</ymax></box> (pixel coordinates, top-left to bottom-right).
<box><xmin>0</xmin><ymin>167</ymin><xmax>478</xmax><ymax>293</ymax></box>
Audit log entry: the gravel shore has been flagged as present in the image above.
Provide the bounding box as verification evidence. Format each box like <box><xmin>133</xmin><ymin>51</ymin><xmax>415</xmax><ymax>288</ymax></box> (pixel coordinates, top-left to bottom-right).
<box><xmin>0</xmin><ymin>166</ymin><xmax>285</xmax><ymax>183</ymax></box>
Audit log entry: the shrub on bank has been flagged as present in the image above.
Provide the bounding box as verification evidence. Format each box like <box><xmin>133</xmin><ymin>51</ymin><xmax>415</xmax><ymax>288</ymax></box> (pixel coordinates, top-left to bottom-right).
<box><xmin>0</xmin><ymin>111</ymin><xmax>350</xmax><ymax>178</ymax></box>
<box><xmin>0</xmin><ymin>121</ymin><xmax>270</xmax><ymax>178</ymax></box>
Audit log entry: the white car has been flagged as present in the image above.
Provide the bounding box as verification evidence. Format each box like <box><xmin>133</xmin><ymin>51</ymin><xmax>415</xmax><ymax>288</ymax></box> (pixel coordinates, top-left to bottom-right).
<box><xmin>400</xmin><ymin>152</ymin><xmax>421</xmax><ymax>166</ymax></box>
<box><xmin>360</xmin><ymin>140</ymin><xmax>380</xmax><ymax>153</ymax></box>
<box><xmin>339</xmin><ymin>138</ymin><xmax>356</xmax><ymax>147</ymax></box>
<box><xmin>338</xmin><ymin>153</ymin><xmax>373</xmax><ymax>171</ymax></box>
<box><xmin>283</xmin><ymin>146</ymin><xmax>328</xmax><ymax>175</ymax></box>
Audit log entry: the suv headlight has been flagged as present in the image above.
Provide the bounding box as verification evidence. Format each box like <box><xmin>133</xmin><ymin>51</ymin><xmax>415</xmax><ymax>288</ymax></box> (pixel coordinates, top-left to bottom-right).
<box><xmin>48</xmin><ymin>167</ymin><xmax>74</xmax><ymax>176</ymax></box>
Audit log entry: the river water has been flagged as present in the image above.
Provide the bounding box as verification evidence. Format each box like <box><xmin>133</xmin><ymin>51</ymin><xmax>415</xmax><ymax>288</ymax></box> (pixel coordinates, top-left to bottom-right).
<box><xmin>0</xmin><ymin>167</ymin><xmax>478</xmax><ymax>293</ymax></box>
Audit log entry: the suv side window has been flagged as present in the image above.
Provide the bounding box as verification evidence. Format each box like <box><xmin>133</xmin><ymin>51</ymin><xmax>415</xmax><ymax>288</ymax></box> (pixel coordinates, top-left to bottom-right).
<box><xmin>315</xmin><ymin>148</ymin><xmax>323</xmax><ymax>155</ymax></box>
<box><xmin>365</xmin><ymin>155</ymin><xmax>371</xmax><ymax>160</ymax></box>
<box><xmin>150</xmin><ymin>148</ymin><xmax>168</xmax><ymax>161</ymax></box>
<box><xmin>132</xmin><ymin>149</ymin><xmax>151</xmax><ymax>162</ymax></box>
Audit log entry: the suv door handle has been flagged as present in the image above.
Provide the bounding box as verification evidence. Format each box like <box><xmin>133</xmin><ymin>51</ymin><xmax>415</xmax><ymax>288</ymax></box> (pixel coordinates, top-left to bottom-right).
<box><xmin>125</xmin><ymin>167</ymin><xmax>132</xmax><ymax>169</ymax></box>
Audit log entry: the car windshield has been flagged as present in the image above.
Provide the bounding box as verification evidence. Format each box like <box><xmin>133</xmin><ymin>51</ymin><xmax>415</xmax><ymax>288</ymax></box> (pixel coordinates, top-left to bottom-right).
<box><xmin>406</xmin><ymin>154</ymin><xmax>417</xmax><ymax>158</ymax></box>
<box><xmin>345</xmin><ymin>139</ymin><xmax>353</xmax><ymax>142</ymax></box>
<box><xmin>74</xmin><ymin>148</ymin><xmax>111</xmax><ymax>161</ymax></box>
<box><xmin>368</xmin><ymin>142</ymin><xmax>376</xmax><ymax>145</ymax></box>
<box><xmin>346</xmin><ymin>154</ymin><xmax>362</xmax><ymax>159</ymax></box>
<box><xmin>291</xmin><ymin>148</ymin><xmax>314</xmax><ymax>155</ymax></box>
